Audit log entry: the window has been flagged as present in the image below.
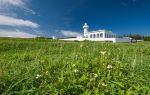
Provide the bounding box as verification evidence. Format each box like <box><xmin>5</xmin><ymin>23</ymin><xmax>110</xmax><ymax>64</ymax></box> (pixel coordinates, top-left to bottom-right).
<box><xmin>97</xmin><ymin>34</ymin><xmax>99</xmax><ymax>38</ymax></box>
<box><xmin>93</xmin><ymin>34</ymin><xmax>96</xmax><ymax>38</ymax></box>
<box><xmin>90</xmin><ymin>34</ymin><xmax>92</xmax><ymax>38</ymax></box>
<box><xmin>100</xmin><ymin>33</ymin><xmax>103</xmax><ymax>38</ymax></box>
<box><xmin>107</xmin><ymin>34</ymin><xmax>109</xmax><ymax>38</ymax></box>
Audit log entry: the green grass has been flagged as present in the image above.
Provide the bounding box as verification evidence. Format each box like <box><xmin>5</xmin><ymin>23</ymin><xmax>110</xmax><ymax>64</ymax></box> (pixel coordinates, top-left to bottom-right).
<box><xmin>0</xmin><ymin>38</ymin><xmax>150</xmax><ymax>95</ymax></box>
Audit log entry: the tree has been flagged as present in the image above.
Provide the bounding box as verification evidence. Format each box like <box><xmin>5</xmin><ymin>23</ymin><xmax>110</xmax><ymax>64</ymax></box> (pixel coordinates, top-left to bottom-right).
<box><xmin>144</xmin><ymin>36</ymin><xmax>150</xmax><ymax>41</ymax></box>
<box><xmin>122</xmin><ymin>34</ymin><xmax>143</xmax><ymax>40</ymax></box>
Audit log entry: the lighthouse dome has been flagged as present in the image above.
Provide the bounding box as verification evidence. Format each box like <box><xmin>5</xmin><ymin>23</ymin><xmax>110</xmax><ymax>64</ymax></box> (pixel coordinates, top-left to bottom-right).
<box><xmin>83</xmin><ymin>23</ymin><xmax>89</xmax><ymax>29</ymax></box>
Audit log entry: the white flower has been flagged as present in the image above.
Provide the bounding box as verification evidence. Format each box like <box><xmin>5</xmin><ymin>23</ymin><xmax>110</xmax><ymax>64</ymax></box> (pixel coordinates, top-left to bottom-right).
<box><xmin>80</xmin><ymin>45</ymin><xmax>83</xmax><ymax>48</ymax></box>
<box><xmin>100</xmin><ymin>51</ymin><xmax>106</xmax><ymax>55</ymax></box>
<box><xmin>107</xmin><ymin>64</ymin><xmax>113</xmax><ymax>69</ymax></box>
<box><xmin>94</xmin><ymin>73</ymin><xmax>98</xmax><ymax>78</ymax></box>
<box><xmin>102</xmin><ymin>82</ymin><xmax>107</xmax><ymax>87</ymax></box>
<box><xmin>74</xmin><ymin>69</ymin><xmax>79</xmax><ymax>73</ymax></box>
<box><xmin>36</xmin><ymin>74</ymin><xmax>42</xmax><ymax>79</ymax></box>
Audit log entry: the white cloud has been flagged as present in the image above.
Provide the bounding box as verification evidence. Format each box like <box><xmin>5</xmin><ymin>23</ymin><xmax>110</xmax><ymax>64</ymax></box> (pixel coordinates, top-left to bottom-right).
<box><xmin>0</xmin><ymin>0</ymin><xmax>40</xmax><ymax>38</ymax></box>
<box><xmin>61</xmin><ymin>30</ymin><xmax>82</xmax><ymax>37</ymax></box>
<box><xmin>0</xmin><ymin>0</ymin><xmax>25</xmax><ymax>7</ymax></box>
<box><xmin>0</xmin><ymin>0</ymin><xmax>36</xmax><ymax>15</ymax></box>
<box><xmin>0</xmin><ymin>29</ymin><xmax>37</xmax><ymax>38</ymax></box>
<box><xmin>0</xmin><ymin>15</ymin><xmax>39</xmax><ymax>28</ymax></box>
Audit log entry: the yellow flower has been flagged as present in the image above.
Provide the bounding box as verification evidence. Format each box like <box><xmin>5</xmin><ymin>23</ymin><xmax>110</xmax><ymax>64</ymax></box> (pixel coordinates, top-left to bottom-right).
<box><xmin>46</xmin><ymin>71</ymin><xmax>48</xmax><ymax>74</ymax></box>
<box><xmin>72</xmin><ymin>64</ymin><xmax>76</xmax><ymax>67</ymax></box>
<box><xmin>80</xmin><ymin>45</ymin><xmax>83</xmax><ymax>48</ymax></box>
<box><xmin>100</xmin><ymin>51</ymin><xmax>106</xmax><ymax>55</ymax></box>
<box><xmin>74</xmin><ymin>69</ymin><xmax>79</xmax><ymax>73</ymax></box>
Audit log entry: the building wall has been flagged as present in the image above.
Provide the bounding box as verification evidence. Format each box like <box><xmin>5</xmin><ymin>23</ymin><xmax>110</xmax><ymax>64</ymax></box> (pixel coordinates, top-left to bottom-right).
<box><xmin>115</xmin><ymin>38</ymin><xmax>131</xmax><ymax>43</ymax></box>
<box><xmin>60</xmin><ymin>28</ymin><xmax>130</xmax><ymax>43</ymax></box>
<box><xmin>87</xmin><ymin>31</ymin><xmax>115</xmax><ymax>39</ymax></box>
<box><xmin>60</xmin><ymin>37</ymin><xmax>131</xmax><ymax>43</ymax></box>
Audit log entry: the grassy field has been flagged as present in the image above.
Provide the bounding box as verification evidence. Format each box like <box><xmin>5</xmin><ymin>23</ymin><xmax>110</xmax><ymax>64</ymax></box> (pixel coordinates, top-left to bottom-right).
<box><xmin>0</xmin><ymin>38</ymin><xmax>150</xmax><ymax>95</ymax></box>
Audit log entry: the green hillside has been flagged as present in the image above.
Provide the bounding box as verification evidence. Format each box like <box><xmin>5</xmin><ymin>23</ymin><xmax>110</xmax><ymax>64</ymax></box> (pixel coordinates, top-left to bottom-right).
<box><xmin>0</xmin><ymin>38</ymin><xmax>150</xmax><ymax>94</ymax></box>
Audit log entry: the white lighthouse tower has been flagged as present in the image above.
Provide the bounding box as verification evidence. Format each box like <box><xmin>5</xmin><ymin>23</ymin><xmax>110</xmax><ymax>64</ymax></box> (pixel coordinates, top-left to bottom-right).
<box><xmin>83</xmin><ymin>23</ymin><xmax>89</xmax><ymax>37</ymax></box>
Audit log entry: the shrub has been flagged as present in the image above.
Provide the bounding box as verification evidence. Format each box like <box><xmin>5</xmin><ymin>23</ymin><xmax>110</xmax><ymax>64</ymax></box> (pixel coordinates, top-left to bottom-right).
<box><xmin>144</xmin><ymin>36</ymin><xmax>150</xmax><ymax>41</ymax></box>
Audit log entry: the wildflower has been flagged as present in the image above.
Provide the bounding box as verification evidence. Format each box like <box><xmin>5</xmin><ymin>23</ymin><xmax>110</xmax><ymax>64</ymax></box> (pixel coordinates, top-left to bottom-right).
<box><xmin>108</xmin><ymin>52</ymin><xmax>111</xmax><ymax>55</ymax></box>
<box><xmin>102</xmin><ymin>82</ymin><xmax>107</xmax><ymax>87</ymax></box>
<box><xmin>46</xmin><ymin>71</ymin><xmax>48</xmax><ymax>74</ymax></box>
<box><xmin>74</xmin><ymin>69</ymin><xmax>79</xmax><ymax>73</ymax></box>
<box><xmin>100</xmin><ymin>51</ymin><xmax>106</xmax><ymax>55</ymax></box>
<box><xmin>75</xmin><ymin>55</ymin><xmax>78</xmax><ymax>57</ymax></box>
<box><xmin>80</xmin><ymin>45</ymin><xmax>83</xmax><ymax>48</ymax></box>
<box><xmin>107</xmin><ymin>64</ymin><xmax>113</xmax><ymax>69</ymax></box>
<box><xmin>116</xmin><ymin>60</ymin><xmax>121</xmax><ymax>63</ymax></box>
<box><xmin>93</xmin><ymin>73</ymin><xmax>98</xmax><ymax>78</ymax></box>
<box><xmin>36</xmin><ymin>74</ymin><xmax>42</xmax><ymax>79</ymax></box>
<box><xmin>72</xmin><ymin>64</ymin><xmax>76</xmax><ymax>67</ymax></box>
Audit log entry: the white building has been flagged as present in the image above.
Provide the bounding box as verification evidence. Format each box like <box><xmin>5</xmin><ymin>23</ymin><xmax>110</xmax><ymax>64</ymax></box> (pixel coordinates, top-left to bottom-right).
<box><xmin>60</xmin><ymin>23</ymin><xmax>131</xmax><ymax>43</ymax></box>
<box><xmin>83</xmin><ymin>23</ymin><xmax>115</xmax><ymax>39</ymax></box>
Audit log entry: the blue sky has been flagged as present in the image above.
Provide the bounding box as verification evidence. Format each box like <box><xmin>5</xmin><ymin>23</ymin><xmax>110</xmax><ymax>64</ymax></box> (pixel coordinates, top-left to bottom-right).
<box><xmin>0</xmin><ymin>0</ymin><xmax>150</xmax><ymax>38</ymax></box>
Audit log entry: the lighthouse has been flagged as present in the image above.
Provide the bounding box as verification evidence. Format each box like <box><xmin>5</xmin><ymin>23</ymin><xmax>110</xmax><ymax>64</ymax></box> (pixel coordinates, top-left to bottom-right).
<box><xmin>83</xmin><ymin>23</ymin><xmax>89</xmax><ymax>37</ymax></box>
<box><xmin>60</xmin><ymin>22</ymin><xmax>131</xmax><ymax>43</ymax></box>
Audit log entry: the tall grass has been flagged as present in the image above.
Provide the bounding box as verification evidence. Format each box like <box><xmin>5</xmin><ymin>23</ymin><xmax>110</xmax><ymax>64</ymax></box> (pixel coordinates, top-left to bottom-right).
<box><xmin>0</xmin><ymin>38</ymin><xmax>150</xmax><ymax>94</ymax></box>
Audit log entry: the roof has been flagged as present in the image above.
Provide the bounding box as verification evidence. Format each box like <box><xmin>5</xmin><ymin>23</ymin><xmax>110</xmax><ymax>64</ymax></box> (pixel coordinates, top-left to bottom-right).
<box><xmin>89</xmin><ymin>29</ymin><xmax>114</xmax><ymax>34</ymax></box>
